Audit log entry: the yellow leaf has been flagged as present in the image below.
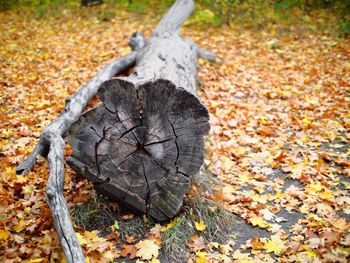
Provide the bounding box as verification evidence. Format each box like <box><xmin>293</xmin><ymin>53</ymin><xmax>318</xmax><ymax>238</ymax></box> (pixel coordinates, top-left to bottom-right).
<box><xmin>26</xmin><ymin>258</ymin><xmax>45</xmax><ymax>263</ymax></box>
<box><xmin>302</xmin><ymin>249</ymin><xmax>317</xmax><ymax>258</ymax></box>
<box><xmin>59</xmin><ymin>254</ymin><xmax>67</xmax><ymax>263</ymax></box>
<box><xmin>76</xmin><ymin>233</ymin><xmax>88</xmax><ymax>245</ymax></box>
<box><xmin>85</xmin><ymin>257</ymin><xmax>90</xmax><ymax>263</ymax></box>
<box><xmin>22</xmin><ymin>185</ymin><xmax>32</xmax><ymax>195</ymax></box>
<box><xmin>219</xmin><ymin>244</ymin><xmax>232</xmax><ymax>255</ymax></box>
<box><xmin>236</xmin><ymin>147</ymin><xmax>247</xmax><ymax>155</ymax></box>
<box><xmin>135</xmin><ymin>239</ymin><xmax>160</xmax><ymax>260</ymax></box>
<box><xmin>14</xmin><ymin>219</ymin><xmax>26</xmax><ymax>233</ymax></box>
<box><xmin>195</xmin><ymin>251</ymin><xmax>208</xmax><ymax>263</ymax></box>
<box><xmin>273</xmin><ymin>191</ymin><xmax>285</xmax><ymax>199</ymax></box>
<box><xmin>163</xmin><ymin>217</ymin><xmax>181</xmax><ymax>231</ymax></box>
<box><xmin>333</xmin><ymin>218</ymin><xmax>350</xmax><ymax>231</ymax></box>
<box><xmin>194</xmin><ymin>220</ymin><xmax>206</xmax><ymax>231</ymax></box>
<box><xmin>320</xmin><ymin>190</ymin><xmax>333</xmax><ymax>200</ymax></box>
<box><xmin>299</xmin><ymin>205</ymin><xmax>310</xmax><ymax>214</ymax></box>
<box><xmin>232</xmin><ymin>250</ymin><xmax>254</xmax><ymax>262</ymax></box>
<box><xmin>249</xmin><ymin>217</ymin><xmax>269</xmax><ymax>228</ymax></box>
<box><xmin>0</xmin><ymin>230</ymin><xmax>9</xmax><ymax>240</ymax></box>
<box><xmin>264</xmin><ymin>236</ymin><xmax>285</xmax><ymax>256</ymax></box>
<box><xmin>151</xmin><ymin>257</ymin><xmax>160</xmax><ymax>263</ymax></box>
<box><xmin>102</xmin><ymin>251</ymin><xmax>116</xmax><ymax>261</ymax></box>
<box><xmin>308</xmin><ymin>183</ymin><xmax>324</xmax><ymax>192</ymax></box>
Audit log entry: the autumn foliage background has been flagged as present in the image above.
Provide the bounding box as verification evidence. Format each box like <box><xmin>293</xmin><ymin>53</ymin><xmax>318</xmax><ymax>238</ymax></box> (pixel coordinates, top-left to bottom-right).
<box><xmin>0</xmin><ymin>0</ymin><xmax>350</xmax><ymax>262</ymax></box>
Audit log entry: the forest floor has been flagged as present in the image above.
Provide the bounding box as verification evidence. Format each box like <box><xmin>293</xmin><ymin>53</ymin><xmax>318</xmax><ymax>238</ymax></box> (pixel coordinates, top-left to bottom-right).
<box><xmin>0</xmin><ymin>5</ymin><xmax>350</xmax><ymax>263</ymax></box>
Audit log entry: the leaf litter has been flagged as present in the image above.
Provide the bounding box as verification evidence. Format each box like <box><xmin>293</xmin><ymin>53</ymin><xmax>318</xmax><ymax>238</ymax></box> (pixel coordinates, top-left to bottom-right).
<box><xmin>0</xmin><ymin>5</ymin><xmax>350</xmax><ymax>263</ymax></box>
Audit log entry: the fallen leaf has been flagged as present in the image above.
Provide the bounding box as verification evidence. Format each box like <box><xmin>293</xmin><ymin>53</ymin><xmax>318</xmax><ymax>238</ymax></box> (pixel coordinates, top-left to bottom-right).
<box><xmin>135</xmin><ymin>239</ymin><xmax>160</xmax><ymax>260</ymax></box>
<box><xmin>194</xmin><ymin>220</ymin><xmax>206</xmax><ymax>231</ymax></box>
<box><xmin>121</xmin><ymin>244</ymin><xmax>137</xmax><ymax>259</ymax></box>
<box><xmin>264</xmin><ymin>236</ymin><xmax>285</xmax><ymax>256</ymax></box>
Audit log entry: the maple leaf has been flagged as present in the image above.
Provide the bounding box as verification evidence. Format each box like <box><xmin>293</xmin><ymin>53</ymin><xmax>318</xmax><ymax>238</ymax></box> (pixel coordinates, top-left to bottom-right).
<box><xmin>264</xmin><ymin>236</ymin><xmax>285</xmax><ymax>256</ymax></box>
<box><xmin>0</xmin><ymin>230</ymin><xmax>9</xmax><ymax>240</ymax></box>
<box><xmin>135</xmin><ymin>239</ymin><xmax>160</xmax><ymax>260</ymax></box>
<box><xmin>187</xmin><ymin>235</ymin><xmax>205</xmax><ymax>252</ymax></box>
<box><xmin>195</xmin><ymin>251</ymin><xmax>208</xmax><ymax>263</ymax></box>
<box><xmin>102</xmin><ymin>250</ymin><xmax>117</xmax><ymax>261</ymax></box>
<box><xmin>250</xmin><ymin>236</ymin><xmax>264</xmax><ymax>250</ymax></box>
<box><xmin>26</xmin><ymin>258</ymin><xmax>45</xmax><ymax>263</ymax></box>
<box><xmin>14</xmin><ymin>219</ymin><xmax>26</xmax><ymax>233</ymax></box>
<box><xmin>332</xmin><ymin>218</ymin><xmax>350</xmax><ymax>231</ymax></box>
<box><xmin>232</xmin><ymin>250</ymin><xmax>254</xmax><ymax>263</ymax></box>
<box><xmin>194</xmin><ymin>220</ymin><xmax>206</xmax><ymax>231</ymax></box>
<box><xmin>149</xmin><ymin>224</ymin><xmax>163</xmax><ymax>239</ymax></box>
<box><xmin>219</xmin><ymin>243</ymin><xmax>232</xmax><ymax>255</ymax></box>
<box><xmin>121</xmin><ymin>244</ymin><xmax>137</xmax><ymax>259</ymax></box>
<box><xmin>87</xmin><ymin>240</ymin><xmax>111</xmax><ymax>253</ymax></box>
<box><xmin>249</xmin><ymin>217</ymin><xmax>269</xmax><ymax>228</ymax></box>
<box><xmin>76</xmin><ymin>233</ymin><xmax>88</xmax><ymax>245</ymax></box>
<box><xmin>283</xmin><ymin>241</ymin><xmax>300</xmax><ymax>255</ymax></box>
<box><xmin>163</xmin><ymin>217</ymin><xmax>181</xmax><ymax>231</ymax></box>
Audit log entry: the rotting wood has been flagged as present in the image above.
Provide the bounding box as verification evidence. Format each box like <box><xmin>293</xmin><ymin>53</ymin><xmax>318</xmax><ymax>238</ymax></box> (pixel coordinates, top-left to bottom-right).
<box><xmin>16</xmin><ymin>0</ymin><xmax>217</xmax><ymax>261</ymax></box>
<box><xmin>68</xmin><ymin>0</ymin><xmax>211</xmax><ymax>221</ymax></box>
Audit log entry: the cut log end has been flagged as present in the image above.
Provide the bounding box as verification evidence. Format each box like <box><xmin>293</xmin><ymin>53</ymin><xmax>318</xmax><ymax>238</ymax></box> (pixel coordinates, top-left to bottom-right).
<box><xmin>68</xmin><ymin>78</ymin><xmax>209</xmax><ymax>221</ymax></box>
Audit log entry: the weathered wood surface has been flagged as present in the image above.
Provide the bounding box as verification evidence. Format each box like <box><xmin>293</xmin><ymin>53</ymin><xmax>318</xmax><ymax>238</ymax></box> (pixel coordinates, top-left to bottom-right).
<box><xmin>16</xmin><ymin>32</ymin><xmax>145</xmax><ymax>176</ymax></box>
<box><xmin>16</xmin><ymin>0</ymin><xmax>216</xmax><ymax>261</ymax></box>
<box><xmin>67</xmin><ymin>0</ymin><xmax>211</xmax><ymax>221</ymax></box>
<box><xmin>16</xmin><ymin>34</ymin><xmax>146</xmax><ymax>263</ymax></box>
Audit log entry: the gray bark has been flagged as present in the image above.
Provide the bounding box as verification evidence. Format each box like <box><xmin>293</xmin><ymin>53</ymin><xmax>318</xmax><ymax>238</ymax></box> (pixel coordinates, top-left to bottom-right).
<box><xmin>67</xmin><ymin>0</ymin><xmax>211</xmax><ymax>221</ymax></box>
<box><xmin>16</xmin><ymin>32</ymin><xmax>145</xmax><ymax>175</ymax></box>
<box><xmin>16</xmin><ymin>0</ymin><xmax>216</xmax><ymax>261</ymax></box>
<box><xmin>16</xmin><ymin>33</ymin><xmax>146</xmax><ymax>263</ymax></box>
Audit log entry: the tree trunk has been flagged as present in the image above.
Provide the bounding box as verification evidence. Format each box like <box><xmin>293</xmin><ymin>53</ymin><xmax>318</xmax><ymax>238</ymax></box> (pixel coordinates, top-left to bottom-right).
<box><xmin>16</xmin><ymin>0</ymin><xmax>216</xmax><ymax>261</ymax></box>
<box><xmin>67</xmin><ymin>0</ymin><xmax>210</xmax><ymax>221</ymax></box>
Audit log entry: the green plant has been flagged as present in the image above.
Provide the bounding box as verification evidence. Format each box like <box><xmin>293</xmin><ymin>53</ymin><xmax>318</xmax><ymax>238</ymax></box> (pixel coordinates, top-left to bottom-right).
<box><xmin>0</xmin><ymin>0</ymin><xmax>18</xmax><ymax>10</ymax></box>
<box><xmin>128</xmin><ymin>1</ymin><xmax>147</xmax><ymax>13</ymax></box>
<box><xmin>162</xmin><ymin>214</ymin><xmax>193</xmax><ymax>261</ymax></box>
<box><xmin>119</xmin><ymin>217</ymin><xmax>149</xmax><ymax>240</ymax></box>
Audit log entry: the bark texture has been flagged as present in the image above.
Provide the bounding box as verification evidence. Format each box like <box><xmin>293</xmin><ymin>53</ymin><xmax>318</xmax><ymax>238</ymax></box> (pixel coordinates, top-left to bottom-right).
<box><xmin>16</xmin><ymin>34</ymin><xmax>146</xmax><ymax>263</ymax></box>
<box><xmin>67</xmin><ymin>0</ymin><xmax>210</xmax><ymax>221</ymax></box>
<box><xmin>16</xmin><ymin>0</ymin><xmax>216</xmax><ymax>261</ymax></box>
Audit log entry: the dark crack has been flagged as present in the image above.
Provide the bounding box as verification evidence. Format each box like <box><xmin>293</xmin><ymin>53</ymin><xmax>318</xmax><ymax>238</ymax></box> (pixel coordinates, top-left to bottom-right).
<box><xmin>167</xmin><ymin>119</ymin><xmax>180</xmax><ymax>173</ymax></box>
<box><xmin>144</xmin><ymin>138</ymin><xmax>171</xmax><ymax>147</ymax></box>
<box><xmin>119</xmin><ymin>123</ymin><xmax>142</xmax><ymax>139</ymax></box>
<box><xmin>90</xmin><ymin>126</ymin><xmax>107</xmax><ymax>183</ymax></box>
<box><xmin>122</xmin><ymin>174</ymin><xmax>134</xmax><ymax>200</ymax></box>
<box><xmin>141</xmin><ymin>159</ymin><xmax>151</xmax><ymax>213</ymax></box>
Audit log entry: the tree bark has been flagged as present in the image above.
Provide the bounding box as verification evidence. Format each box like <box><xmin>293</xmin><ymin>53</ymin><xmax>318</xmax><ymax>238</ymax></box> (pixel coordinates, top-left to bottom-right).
<box><xmin>16</xmin><ymin>0</ymin><xmax>216</xmax><ymax>261</ymax></box>
<box><xmin>67</xmin><ymin>0</ymin><xmax>211</xmax><ymax>221</ymax></box>
<box><xmin>16</xmin><ymin>33</ymin><xmax>146</xmax><ymax>263</ymax></box>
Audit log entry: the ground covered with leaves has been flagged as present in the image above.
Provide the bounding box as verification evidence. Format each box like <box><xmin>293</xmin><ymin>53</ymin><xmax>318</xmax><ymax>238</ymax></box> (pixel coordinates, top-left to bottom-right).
<box><xmin>0</xmin><ymin>5</ymin><xmax>350</xmax><ymax>263</ymax></box>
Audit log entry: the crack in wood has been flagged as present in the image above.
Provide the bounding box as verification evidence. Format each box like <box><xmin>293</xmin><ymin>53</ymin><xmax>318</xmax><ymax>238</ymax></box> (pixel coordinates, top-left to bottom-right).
<box><xmin>141</xmin><ymin>159</ymin><xmax>151</xmax><ymax>214</ymax></box>
<box><xmin>167</xmin><ymin>119</ymin><xmax>180</xmax><ymax>172</ymax></box>
<box><xmin>144</xmin><ymin>138</ymin><xmax>171</xmax><ymax>147</ymax></box>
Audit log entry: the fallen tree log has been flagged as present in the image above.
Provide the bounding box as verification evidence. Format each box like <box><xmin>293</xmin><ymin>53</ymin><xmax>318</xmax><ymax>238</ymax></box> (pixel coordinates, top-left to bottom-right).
<box><xmin>68</xmin><ymin>0</ymin><xmax>211</xmax><ymax>221</ymax></box>
<box><xmin>16</xmin><ymin>0</ymin><xmax>216</xmax><ymax>262</ymax></box>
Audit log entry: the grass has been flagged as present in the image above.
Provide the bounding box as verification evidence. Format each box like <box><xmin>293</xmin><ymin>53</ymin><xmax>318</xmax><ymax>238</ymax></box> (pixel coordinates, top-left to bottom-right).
<box><xmin>72</xmin><ymin>167</ymin><xmax>236</xmax><ymax>261</ymax></box>
<box><xmin>1</xmin><ymin>0</ymin><xmax>348</xmax><ymax>36</ymax></box>
<box><xmin>161</xmin><ymin>167</ymin><xmax>236</xmax><ymax>261</ymax></box>
<box><xmin>73</xmin><ymin>194</ymin><xmax>118</xmax><ymax>235</ymax></box>
<box><xmin>118</xmin><ymin>217</ymin><xmax>149</xmax><ymax>241</ymax></box>
<box><xmin>162</xmin><ymin>214</ymin><xmax>194</xmax><ymax>261</ymax></box>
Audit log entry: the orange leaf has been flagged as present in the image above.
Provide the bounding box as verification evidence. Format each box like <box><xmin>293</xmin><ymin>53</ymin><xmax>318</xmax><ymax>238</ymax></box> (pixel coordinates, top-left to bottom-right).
<box><xmin>121</xmin><ymin>244</ymin><xmax>137</xmax><ymax>259</ymax></box>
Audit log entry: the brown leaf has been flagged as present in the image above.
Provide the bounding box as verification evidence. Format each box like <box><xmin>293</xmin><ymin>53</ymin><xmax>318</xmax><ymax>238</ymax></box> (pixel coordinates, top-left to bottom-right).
<box><xmin>120</xmin><ymin>244</ymin><xmax>137</xmax><ymax>259</ymax></box>
<box><xmin>187</xmin><ymin>235</ymin><xmax>205</xmax><ymax>252</ymax></box>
